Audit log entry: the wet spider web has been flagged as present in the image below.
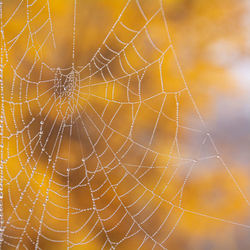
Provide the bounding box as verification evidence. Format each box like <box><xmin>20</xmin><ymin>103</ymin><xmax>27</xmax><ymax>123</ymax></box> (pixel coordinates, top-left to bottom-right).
<box><xmin>0</xmin><ymin>0</ymin><xmax>249</xmax><ymax>249</ymax></box>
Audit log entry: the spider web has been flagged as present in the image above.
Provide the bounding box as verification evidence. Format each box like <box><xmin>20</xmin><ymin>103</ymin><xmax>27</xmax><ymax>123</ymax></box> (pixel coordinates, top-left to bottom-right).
<box><xmin>0</xmin><ymin>0</ymin><xmax>249</xmax><ymax>249</ymax></box>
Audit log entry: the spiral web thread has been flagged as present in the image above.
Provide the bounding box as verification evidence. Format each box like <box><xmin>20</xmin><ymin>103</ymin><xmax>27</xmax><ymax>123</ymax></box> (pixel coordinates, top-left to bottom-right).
<box><xmin>0</xmin><ymin>0</ymin><xmax>249</xmax><ymax>249</ymax></box>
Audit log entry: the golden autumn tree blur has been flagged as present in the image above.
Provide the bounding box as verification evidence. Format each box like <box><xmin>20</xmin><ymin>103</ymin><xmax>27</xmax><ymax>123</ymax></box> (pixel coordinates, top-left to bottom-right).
<box><xmin>0</xmin><ymin>0</ymin><xmax>249</xmax><ymax>249</ymax></box>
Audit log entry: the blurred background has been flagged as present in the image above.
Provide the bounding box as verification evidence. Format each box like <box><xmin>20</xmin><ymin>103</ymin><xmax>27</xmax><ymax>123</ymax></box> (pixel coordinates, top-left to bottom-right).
<box><xmin>1</xmin><ymin>0</ymin><xmax>250</xmax><ymax>249</ymax></box>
